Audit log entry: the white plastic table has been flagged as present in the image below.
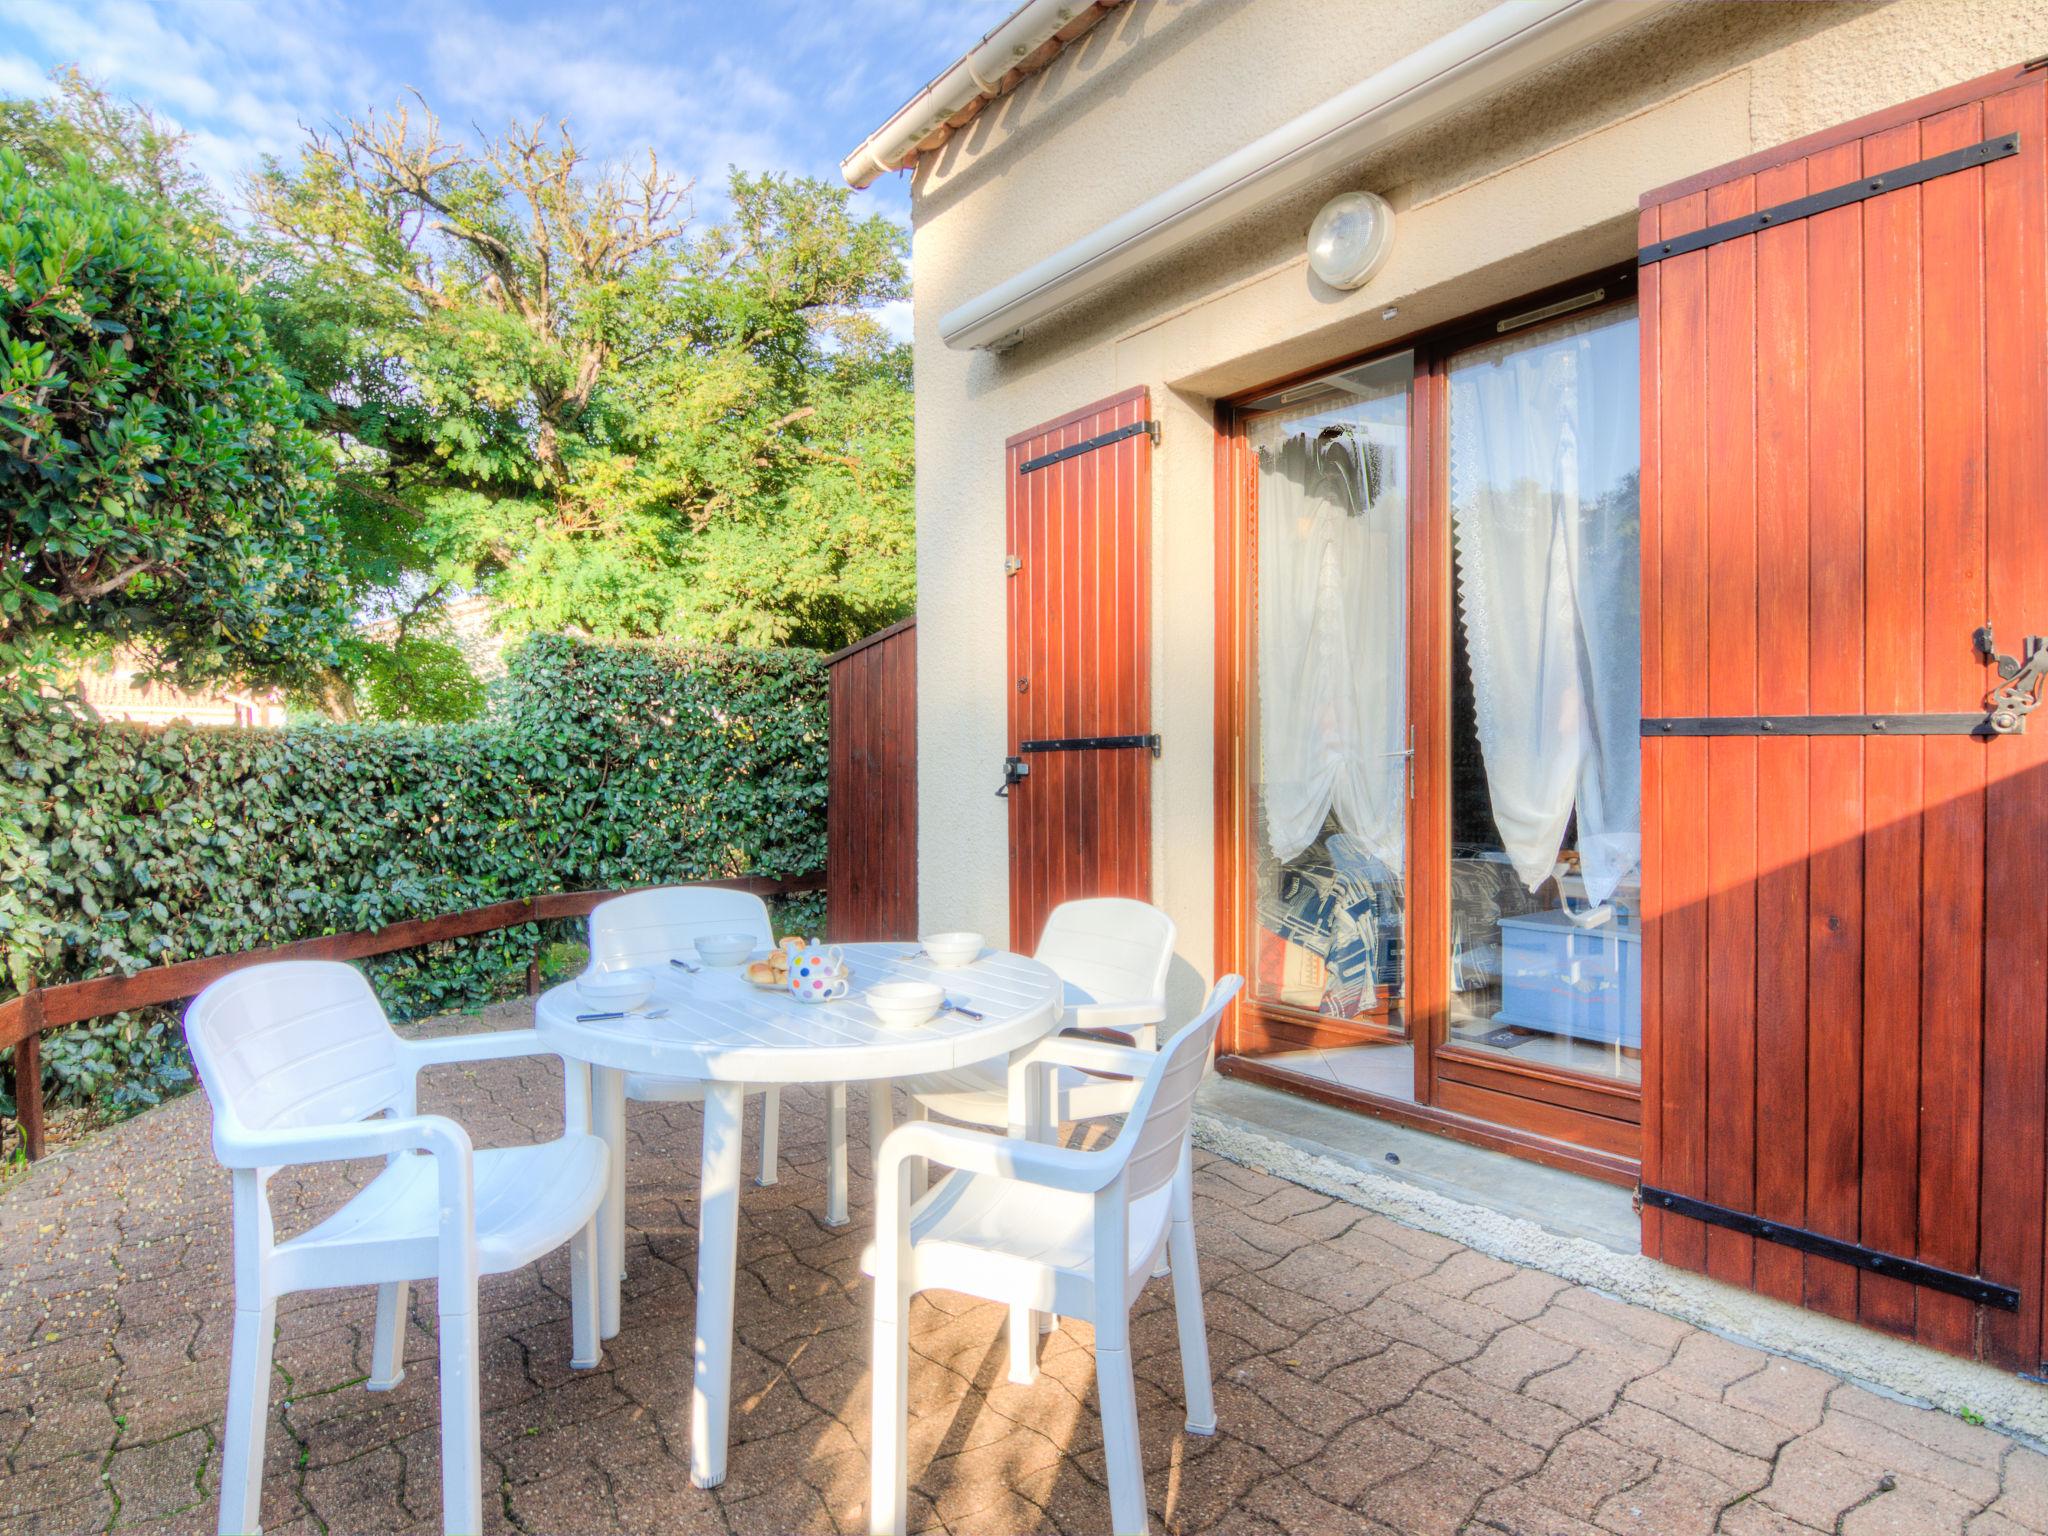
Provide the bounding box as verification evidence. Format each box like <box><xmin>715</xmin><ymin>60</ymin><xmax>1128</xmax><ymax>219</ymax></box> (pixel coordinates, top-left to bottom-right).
<box><xmin>534</xmin><ymin>941</ymin><xmax>1063</xmax><ymax>1488</ymax></box>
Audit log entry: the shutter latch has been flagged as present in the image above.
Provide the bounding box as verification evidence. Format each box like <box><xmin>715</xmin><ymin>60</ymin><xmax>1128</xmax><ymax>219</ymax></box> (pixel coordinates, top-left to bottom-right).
<box><xmin>1977</xmin><ymin>624</ymin><xmax>2048</xmax><ymax>735</ymax></box>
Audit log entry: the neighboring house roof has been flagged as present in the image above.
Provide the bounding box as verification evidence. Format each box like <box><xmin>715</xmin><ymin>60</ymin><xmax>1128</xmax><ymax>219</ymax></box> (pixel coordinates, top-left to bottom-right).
<box><xmin>68</xmin><ymin>651</ymin><xmax>286</xmax><ymax>728</ymax></box>
<box><xmin>840</xmin><ymin>0</ymin><xmax>1130</xmax><ymax>187</ymax></box>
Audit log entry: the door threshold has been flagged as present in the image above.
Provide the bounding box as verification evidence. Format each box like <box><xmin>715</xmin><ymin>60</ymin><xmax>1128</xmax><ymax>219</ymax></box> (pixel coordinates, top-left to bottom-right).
<box><xmin>1216</xmin><ymin>1053</ymin><xmax>1640</xmax><ymax>1189</ymax></box>
<box><xmin>1201</xmin><ymin>1068</ymin><xmax>1640</xmax><ymax>1253</ymax></box>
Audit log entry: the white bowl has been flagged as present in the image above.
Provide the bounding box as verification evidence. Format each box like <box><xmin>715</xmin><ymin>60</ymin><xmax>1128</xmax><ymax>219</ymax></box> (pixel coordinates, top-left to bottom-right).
<box><xmin>693</xmin><ymin>933</ymin><xmax>756</xmax><ymax>968</ymax></box>
<box><xmin>866</xmin><ymin>980</ymin><xmax>943</xmax><ymax>1029</ymax></box>
<box><xmin>920</xmin><ymin>931</ymin><xmax>984</xmax><ymax>969</ymax></box>
<box><xmin>575</xmin><ymin>966</ymin><xmax>655</xmax><ymax>1011</ymax></box>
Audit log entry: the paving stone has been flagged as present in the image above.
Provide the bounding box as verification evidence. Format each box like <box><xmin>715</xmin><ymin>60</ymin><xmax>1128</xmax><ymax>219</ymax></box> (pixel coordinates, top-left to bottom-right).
<box><xmin>1241</xmin><ymin>1471</ymin><xmax>1401</xmax><ymax>1534</ymax></box>
<box><xmin>1471</xmin><ymin>1484</ymin><xmax>1617</xmax><ymax>1535</ymax></box>
<box><xmin>1753</xmin><ymin>1434</ymin><xmax>1891</xmax><ymax>1529</ymax></box>
<box><xmin>1466</xmin><ymin>1265</ymin><xmax>1572</xmax><ymax>1324</ymax></box>
<box><xmin>1361</xmin><ymin>1446</ymin><xmax>1510</xmax><ymax>1535</ymax></box>
<box><xmin>1494</xmin><ymin>1425</ymin><xmax>1655</xmax><ymax>1520</ymax></box>
<box><xmin>1598</xmin><ymin>1399</ymin><xmax>1773</xmax><ymax>1493</ymax></box>
<box><xmin>1462</xmin><ymin>1323</ymin><xmax>1582</xmax><ymax>1394</ymax></box>
<box><xmin>0</xmin><ymin>1449</ymin><xmax>107</xmax><ymax>1518</ymax></box>
<box><xmin>1830</xmin><ymin>1385</ymin><xmax>2013</xmax><ymax>1470</ymax></box>
<box><xmin>1524</xmin><ymin>1345</ymin><xmax>1641</xmax><ymax>1421</ymax></box>
<box><xmin>1591</xmin><ymin>1459</ymin><xmax>1743</xmax><ymax>1536</ymax></box>
<box><xmin>1712</xmin><ymin>1495</ymin><xmax>1826</xmax><ymax>1535</ymax></box>
<box><xmin>1723</xmin><ymin>1359</ymin><xmax>1837</xmax><ymax>1433</ymax></box>
<box><xmin>1809</xmin><ymin>1396</ymin><xmax>2003</xmax><ymax>1504</ymax></box>
<box><xmin>1292</xmin><ymin>1412</ymin><xmax>1432</xmax><ymax>1506</ymax></box>
<box><xmin>2</xmin><ymin>1020</ymin><xmax>2043</xmax><ymax>1536</ymax></box>
<box><xmin>0</xmin><ymin>1489</ymin><xmax>117</xmax><ymax>1536</ymax></box>
<box><xmin>1840</xmin><ymin>1478</ymin><xmax>1986</xmax><ymax>1536</ymax></box>
<box><xmin>106</xmin><ymin>1427</ymin><xmax>211</xmax><ymax>1524</ymax></box>
<box><xmin>1386</xmin><ymin>1387</ymin><xmax>1546</xmax><ymax>1478</ymax></box>
<box><xmin>1987</xmin><ymin>1446</ymin><xmax>2048</xmax><ymax>1531</ymax></box>
<box><xmin>1622</xmin><ymin>1370</ymin><xmax>1798</xmax><ymax>1459</ymax></box>
<box><xmin>1658</xmin><ymin>1328</ymin><xmax>1775</xmax><ymax>1398</ymax></box>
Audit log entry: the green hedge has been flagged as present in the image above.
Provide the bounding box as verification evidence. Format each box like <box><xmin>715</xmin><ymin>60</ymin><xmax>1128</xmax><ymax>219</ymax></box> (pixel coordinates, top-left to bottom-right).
<box><xmin>2</xmin><ymin>634</ymin><xmax>828</xmax><ymax>1116</ymax></box>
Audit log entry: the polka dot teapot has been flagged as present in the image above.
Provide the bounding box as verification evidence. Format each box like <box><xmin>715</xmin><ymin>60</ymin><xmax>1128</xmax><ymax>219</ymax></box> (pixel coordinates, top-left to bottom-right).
<box><xmin>783</xmin><ymin>937</ymin><xmax>849</xmax><ymax>1003</ymax></box>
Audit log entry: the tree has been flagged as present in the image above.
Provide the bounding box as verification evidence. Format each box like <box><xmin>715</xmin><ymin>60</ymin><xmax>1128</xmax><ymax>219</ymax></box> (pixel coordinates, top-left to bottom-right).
<box><xmin>250</xmin><ymin>100</ymin><xmax>916</xmax><ymax>665</ymax></box>
<box><xmin>0</xmin><ymin>68</ymin><xmax>230</xmax><ymax>256</ymax></box>
<box><xmin>0</xmin><ymin>147</ymin><xmax>348</xmax><ymax>702</ymax></box>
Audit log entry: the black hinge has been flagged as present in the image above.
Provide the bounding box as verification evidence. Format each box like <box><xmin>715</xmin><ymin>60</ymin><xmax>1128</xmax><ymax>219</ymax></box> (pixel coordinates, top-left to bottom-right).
<box><xmin>1641</xmin><ymin>133</ymin><xmax>2020</xmax><ymax>265</ymax></box>
<box><xmin>1643</xmin><ymin>714</ymin><xmax>1996</xmax><ymax>738</ymax></box>
<box><xmin>1641</xmin><ymin>1187</ymin><xmax>2019</xmax><ymax>1310</ymax></box>
<box><xmin>1019</xmin><ymin>420</ymin><xmax>1158</xmax><ymax>474</ymax></box>
<box><xmin>1644</xmin><ymin>626</ymin><xmax>2048</xmax><ymax>740</ymax></box>
<box><xmin>1019</xmin><ymin>733</ymin><xmax>1162</xmax><ymax>756</ymax></box>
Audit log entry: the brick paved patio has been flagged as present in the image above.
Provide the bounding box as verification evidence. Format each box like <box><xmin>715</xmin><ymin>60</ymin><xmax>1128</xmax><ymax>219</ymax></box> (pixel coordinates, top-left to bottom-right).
<box><xmin>4</xmin><ymin>1004</ymin><xmax>2046</xmax><ymax>1536</ymax></box>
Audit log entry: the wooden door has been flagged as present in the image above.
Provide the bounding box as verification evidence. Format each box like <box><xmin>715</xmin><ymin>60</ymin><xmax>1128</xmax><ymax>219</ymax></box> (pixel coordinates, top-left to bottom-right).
<box><xmin>1639</xmin><ymin>64</ymin><xmax>2048</xmax><ymax>1369</ymax></box>
<box><xmin>827</xmin><ymin>618</ymin><xmax>917</xmax><ymax>941</ymax></box>
<box><xmin>1004</xmin><ymin>389</ymin><xmax>1154</xmax><ymax>954</ymax></box>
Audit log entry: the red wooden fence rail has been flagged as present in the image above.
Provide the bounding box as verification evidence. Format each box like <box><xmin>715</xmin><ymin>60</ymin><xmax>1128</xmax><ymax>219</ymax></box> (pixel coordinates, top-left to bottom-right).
<box><xmin>0</xmin><ymin>874</ymin><xmax>822</xmax><ymax>1163</ymax></box>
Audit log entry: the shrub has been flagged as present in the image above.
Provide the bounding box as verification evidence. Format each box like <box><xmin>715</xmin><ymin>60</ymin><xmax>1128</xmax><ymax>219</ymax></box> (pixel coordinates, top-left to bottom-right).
<box><xmin>2</xmin><ymin>635</ymin><xmax>827</xmax><ymax>1115</ymax></box>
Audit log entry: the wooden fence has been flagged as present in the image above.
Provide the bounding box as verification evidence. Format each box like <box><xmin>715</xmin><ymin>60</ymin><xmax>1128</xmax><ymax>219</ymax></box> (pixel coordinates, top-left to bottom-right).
<box><xmin>827</xmin><ymin>618</ymin><xmax>918</xmax><ymax>941</ymax></box>
<box><xmin>0</xmin><ymin>874</ymin><xmax>821</xmax><ymax>1163</ymax></box>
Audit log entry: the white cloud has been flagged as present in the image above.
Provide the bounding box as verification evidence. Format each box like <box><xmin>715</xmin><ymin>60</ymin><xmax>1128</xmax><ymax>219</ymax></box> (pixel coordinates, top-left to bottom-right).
<box><xmin>873</xmin><ymin>296</ymin><xmax>913</xmax><ymax>344</ymax></box>
<box><xmin>0</xmin><ymin>53</ymin><xmax>54</xmax><ymax>96</ymax></box>
<box><xmin>0</xmin><ymin>0</ymin><xmax>1006</xmax><ymax>260</ymax></box>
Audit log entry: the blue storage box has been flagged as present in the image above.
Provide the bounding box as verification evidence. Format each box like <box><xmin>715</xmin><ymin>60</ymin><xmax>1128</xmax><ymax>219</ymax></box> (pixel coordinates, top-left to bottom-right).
<box><xmin>1492</xmin><ymin>908</ymin><xmax>1642</xmax><ymax>1049</ymax></box>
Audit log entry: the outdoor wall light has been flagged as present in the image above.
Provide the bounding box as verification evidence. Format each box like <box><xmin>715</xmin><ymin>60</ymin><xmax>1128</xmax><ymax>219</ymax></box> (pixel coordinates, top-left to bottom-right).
<box><xmin>1306</xmin><ymin>190</ymin><xmax>1395</xmax><ymax>289</ymax></box>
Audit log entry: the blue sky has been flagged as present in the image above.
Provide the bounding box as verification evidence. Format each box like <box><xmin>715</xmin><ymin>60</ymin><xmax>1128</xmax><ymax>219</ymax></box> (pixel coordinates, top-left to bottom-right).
<box><xmin>0</xmin><ymin>0</ymin><xmax>1017</xmax><ymax>336</ymax></box>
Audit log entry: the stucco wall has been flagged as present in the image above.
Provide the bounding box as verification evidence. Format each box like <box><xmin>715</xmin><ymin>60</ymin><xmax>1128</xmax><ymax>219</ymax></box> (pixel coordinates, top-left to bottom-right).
<box><xmin>900</xmin><ymin>0</ymin><xmax>2048</xmax><ymax>1020</ymax></box>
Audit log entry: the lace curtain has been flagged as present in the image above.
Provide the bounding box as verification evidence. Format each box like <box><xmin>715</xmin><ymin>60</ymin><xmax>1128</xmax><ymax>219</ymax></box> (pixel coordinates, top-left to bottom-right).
<box><xmin>1252</xmin><ymin>393</ymin><xmax>1407</xmax><ymax>871</ymax></box>
<box><xmin>1448</xmin><ymin>305</ymin><xmax>1641</xmax><ymax>907</ymax></box>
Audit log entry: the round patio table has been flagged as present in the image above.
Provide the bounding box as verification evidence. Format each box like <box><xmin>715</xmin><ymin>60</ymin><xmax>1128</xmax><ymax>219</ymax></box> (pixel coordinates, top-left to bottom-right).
<box><xmin>535</xmin><ymin>941</ymin><xmax>1063</xmax><ymax>1489</ymax></box>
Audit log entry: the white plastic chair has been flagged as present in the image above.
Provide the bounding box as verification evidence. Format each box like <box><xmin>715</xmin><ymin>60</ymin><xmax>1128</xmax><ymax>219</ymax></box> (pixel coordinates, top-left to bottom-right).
<box><xmin>865</xmin><ymin>975</ymin><xmax>1242</xmax><ymax>1536</ymax></box>
<box><xmin>591</xmin><ymin>886</ymin><xmax>785</xmax><ymax>1182</ymax></box>
<box><xmin>902</xmin><ymin>898</ymin><xmax>1177</xmax><ymax>1128</ymax></box>
<box><xmin>185</xmin><ymin>960</ymin><xmax>607</xmax><ymax>1536</ymax></box>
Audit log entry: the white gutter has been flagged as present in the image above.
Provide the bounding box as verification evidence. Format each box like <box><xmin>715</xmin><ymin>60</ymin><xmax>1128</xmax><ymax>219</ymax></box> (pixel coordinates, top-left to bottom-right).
<box><xmin>839</xmin><ymin>0</ymin><xmax>1085</xmax><ymax>191</ymax></box>
<box><xmin>939</xmin><ymin>0</ymin><xmax>1677</xmax><ymax>351</ymax></box>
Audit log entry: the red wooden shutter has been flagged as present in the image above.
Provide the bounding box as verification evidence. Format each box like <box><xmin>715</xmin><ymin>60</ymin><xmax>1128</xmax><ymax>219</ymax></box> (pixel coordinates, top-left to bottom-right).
<box><xmin>1004</xmin><ymin>389</ymin><xmax>1154</xmax><ymax>955</ymax></box>
<box><xmin>1639</xmin><ymin>64</ymin><xmax>2048</xmax><ymax>1367</ymax></box>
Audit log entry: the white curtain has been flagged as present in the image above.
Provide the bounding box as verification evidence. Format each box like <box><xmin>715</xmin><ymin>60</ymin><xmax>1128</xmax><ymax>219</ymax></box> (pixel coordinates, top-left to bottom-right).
<box><xmin>1253</xmin><ymin>414</ymin><xmax>1406</xmax><ymax>871</ymax></box>
<box><xmin>1448</xmin><ymin>306</ymin><xmax>1640</xmax><ymax>907</ymax></box>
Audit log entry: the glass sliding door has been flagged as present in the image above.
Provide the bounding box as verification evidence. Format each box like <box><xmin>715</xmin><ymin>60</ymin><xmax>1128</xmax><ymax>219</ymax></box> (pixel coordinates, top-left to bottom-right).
<box><xmin>1240</xmin><ymin>353</ymin><xmax>1415</xmax><ymax>1099</ymax></box>
<box><xmin>1221</xmin><ymin>274</ymin><xmax>1645</xmax><ymax>1162</ymax></box>
<box><xmin>1442</xmin><ymin>303</ymin><xmax>1642</xmax><ymax>1087</ymax></box>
